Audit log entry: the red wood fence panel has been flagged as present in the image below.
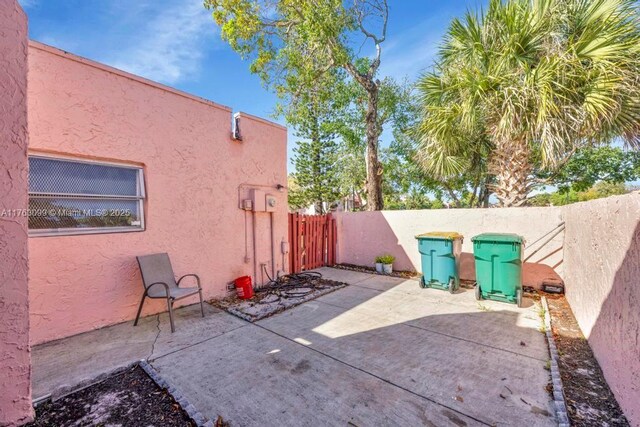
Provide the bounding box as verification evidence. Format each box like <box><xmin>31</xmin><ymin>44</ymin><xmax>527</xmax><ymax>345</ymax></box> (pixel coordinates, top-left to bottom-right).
<box><xmin>288</xmin><ymin>213</ymin><xmax>337</xmax><ymax>273</ymax></box>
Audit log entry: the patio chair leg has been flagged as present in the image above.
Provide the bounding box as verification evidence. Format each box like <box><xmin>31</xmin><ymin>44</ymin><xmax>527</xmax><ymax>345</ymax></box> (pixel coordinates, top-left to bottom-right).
<box><xmin>198</xmin><ymin>289</ymin><xmax>205</xmax><ymax>318</ymax></box>
<box><xmin>167</xmin><ymin>297</ymin><xmax>175</xmax><ymax>333</ymax></box>
<box><xmin>133</xmin><ymin>294</ymin><xmax>146</xmax><ymax>326</ymax></box>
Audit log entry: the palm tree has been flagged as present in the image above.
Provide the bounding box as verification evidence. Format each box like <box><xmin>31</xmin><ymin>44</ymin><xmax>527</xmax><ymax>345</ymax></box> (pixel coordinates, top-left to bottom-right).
<box><xmin>415</xmin><ymin>0</ymin><xmax>640</xmax><ymax>207</ymax></box>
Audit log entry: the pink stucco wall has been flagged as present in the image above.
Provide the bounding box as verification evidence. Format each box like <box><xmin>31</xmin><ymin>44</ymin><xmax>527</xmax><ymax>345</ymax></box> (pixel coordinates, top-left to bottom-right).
<box><xmin>335</xmin><ymin>207</ymin><xmax>564</xmax><ymax>287</ymax></box>
<box><xmin>335</xmin><ymin>199</ymin><xmax>639</xmax><ymax>420</ymax></box>
<box><xmin>562</xmin><ymin>193</ymin><xmax>640</xmax><ymax>425</ymax></box>
<box><xmin>0</xmin><ymin>1</ymin><xmax>34</xmax><ymax>425</ymax></box>
<box><xmin>27</xmin><ymin>42</ymin><xmax>288</xmax><ymax>345</ymax></box>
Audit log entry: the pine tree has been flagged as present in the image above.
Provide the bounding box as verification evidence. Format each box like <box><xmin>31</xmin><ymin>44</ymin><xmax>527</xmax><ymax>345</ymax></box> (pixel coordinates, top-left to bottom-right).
<box><xmin>289</xmin><ymin>108</ymin><xmax>341</xmax><ymax>214</ymax></box>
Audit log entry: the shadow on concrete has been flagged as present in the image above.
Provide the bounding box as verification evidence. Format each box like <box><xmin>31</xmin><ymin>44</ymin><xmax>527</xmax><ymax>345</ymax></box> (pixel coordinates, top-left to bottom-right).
<box><xmin>30</xmin><ymin>303</ymin><xmax>245</xmax><ymax>400</ymax></box>
<box><xmin>32</xmin><ymin>268</ymin><xmax>557</xmax><ymax>426</ymax></box>
<box><xmin>250</xmin><ymin>279</ymin><xmax>556</xmax><ymax>426</ymax></box>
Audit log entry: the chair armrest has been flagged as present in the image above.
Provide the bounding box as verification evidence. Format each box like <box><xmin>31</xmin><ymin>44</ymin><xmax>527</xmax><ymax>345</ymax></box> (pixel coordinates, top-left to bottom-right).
<box><xmin>177</xmin><ymin>274</ymin><xmax>201</xmax><ymax>289</ymax></box>
<box><xmin>145</xmin><ymin>281</ymin><xmax>171</xmax><ymax>295</ymax></box>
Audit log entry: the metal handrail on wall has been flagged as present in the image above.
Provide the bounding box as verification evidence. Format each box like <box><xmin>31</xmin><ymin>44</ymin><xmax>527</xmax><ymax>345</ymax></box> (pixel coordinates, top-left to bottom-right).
<box><xmin>523</xmin><ymin>222</ymin><xmax>566</xmax><ymax>263</ymax></box>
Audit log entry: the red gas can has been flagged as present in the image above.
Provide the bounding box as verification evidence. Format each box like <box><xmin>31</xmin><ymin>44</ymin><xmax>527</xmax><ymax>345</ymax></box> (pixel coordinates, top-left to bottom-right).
<box><xmin>235</xmin><ymin>275</ymin><xmax>254</xmax><ymax>299</ymax></box>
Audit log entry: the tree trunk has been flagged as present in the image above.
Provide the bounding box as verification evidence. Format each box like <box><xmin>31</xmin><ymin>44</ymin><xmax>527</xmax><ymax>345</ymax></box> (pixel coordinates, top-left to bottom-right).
<box><xmin>490</xmin><ymin>139</ymin><xmax>532</xmax><ymax>207</ymax></box>
<box><xmin>365</xmin><ymin>86</ymin><xmax>383</xmax><ymax>211</ymax></box>
<box><xmin>444</xmin><ymin>184</ymin><xmax>461</xmax><ymax>208</ymax></box>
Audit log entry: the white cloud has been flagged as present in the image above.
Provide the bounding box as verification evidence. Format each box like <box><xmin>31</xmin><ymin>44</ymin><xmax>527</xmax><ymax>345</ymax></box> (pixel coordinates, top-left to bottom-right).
<box><xmin>379</xmin><ymin>16</ymin><xmax>448</xmax><ymax>81</ymax></box>
<box><xmin>107</xmin><ymin>0</ymin><xmax>217</xmax><ymax>84</ymax></box>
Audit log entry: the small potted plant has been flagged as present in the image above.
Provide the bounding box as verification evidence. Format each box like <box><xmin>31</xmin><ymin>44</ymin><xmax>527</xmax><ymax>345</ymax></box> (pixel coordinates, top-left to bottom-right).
<box><xmin>375</xmin><ymin>256</ymin><xmax>384</xmax><ymax>273</ymax></box>
<box><xmin>375</xmin><ymin>254</ymin><xmax>395</xmax><ymax>274</ymax></box>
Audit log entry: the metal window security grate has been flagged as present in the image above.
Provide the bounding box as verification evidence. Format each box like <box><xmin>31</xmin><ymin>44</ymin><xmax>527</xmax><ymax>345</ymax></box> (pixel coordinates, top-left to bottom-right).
<box><xmin>28</xmin><ymin>156</ymin><xmax>145</xmax><ymax>235</ymax></box>
<box><xmin>29</xmin><ymin>157</ymin><xmax>140</xmax><ymax>197</ymax></box>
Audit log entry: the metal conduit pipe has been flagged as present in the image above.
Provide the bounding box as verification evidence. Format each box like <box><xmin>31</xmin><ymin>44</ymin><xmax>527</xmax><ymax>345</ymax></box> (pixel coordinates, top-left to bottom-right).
<box><xmin>252</xmin><ymin>210</ymin><xmax>258</xmax><ymax>286</ymax></box>
<box><xmin>270</xmin><ymin>212</ymin><xmax>276</xmax><ymax>279</ymax></box>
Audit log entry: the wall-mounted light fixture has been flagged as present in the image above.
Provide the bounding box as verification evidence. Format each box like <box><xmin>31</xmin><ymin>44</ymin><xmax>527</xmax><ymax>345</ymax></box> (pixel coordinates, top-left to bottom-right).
<box><xmin>232</xmin><ymin>112</ymin><xmax>243</xmax><ymax>141</ymax></box>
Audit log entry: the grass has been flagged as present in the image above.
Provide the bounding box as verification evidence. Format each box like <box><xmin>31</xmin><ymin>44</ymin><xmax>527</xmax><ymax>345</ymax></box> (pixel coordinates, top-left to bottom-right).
<box><xmin>537</xmin><ymin>301</ymin><xmax>548</xmax><ymax>333</ymax></box>
<box><xmin>476</xmin><ymin>302</ymin><xmax>492</xmax><ymax>312</ymax></box>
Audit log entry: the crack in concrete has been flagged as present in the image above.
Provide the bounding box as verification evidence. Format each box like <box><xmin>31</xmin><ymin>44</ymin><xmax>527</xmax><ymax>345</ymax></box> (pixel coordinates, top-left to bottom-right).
<box><xmin>147</xmin><ymin>315</ymin><xmax>161</xmax><ymax>361</ymax></box>
<box><xmin>148</xmin><ymin>323</ymin><xmax>248</xmax><ymax>363</ymax></box>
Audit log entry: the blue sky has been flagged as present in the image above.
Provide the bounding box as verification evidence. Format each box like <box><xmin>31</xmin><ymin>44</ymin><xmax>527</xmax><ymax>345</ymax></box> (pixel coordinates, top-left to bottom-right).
<box><xmin>19</xmin><ymin>0</ymin><xmax>486</xmax><ymax>172</ymax></box>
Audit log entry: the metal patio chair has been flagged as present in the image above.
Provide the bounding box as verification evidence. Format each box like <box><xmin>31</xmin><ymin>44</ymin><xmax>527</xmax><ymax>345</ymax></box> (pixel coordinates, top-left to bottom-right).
<box><xmin>134</xmin><ymin>253</ymin><xmax>204</xmax><ymax>333</ymax></box>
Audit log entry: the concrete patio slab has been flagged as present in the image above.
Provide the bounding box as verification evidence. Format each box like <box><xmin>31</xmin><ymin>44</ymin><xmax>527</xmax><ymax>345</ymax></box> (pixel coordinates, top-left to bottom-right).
<box><xmin>151</xmin><ymin>324</ymin><xmax>482</xmax><ymax>427</ymax></box>
<box><xmin>151</xmin><ymin>305</ymin><xmax>246</xmax><ymax>361</ymax></box>
<box><xmin>312</xmin><ymin>266</ymin><xmax>376</xmax><ymax>284</ymax></box>
<box><xmin>258</xmin><ymin>301</ymin><xmax>553</xmax><ymax>426</ymax></box>
<box><xmin>31</xmin><ymin>304</ymin><xmax>245</xmax><ymax>399</ymax></box>
<box><xmin>31</xmin><ymin>267</ymin><xmax>554</xmax><ymax>426</ymax></box>
<box><xmin>345</xmin><ymin>269</ymin><xmax>539</xmax><ymax>313</ymax></box>
<box><xmin>350</xmin><ymin>273</ymin><xmax>410</xmax><ymax>291</ymax></box>
<box><xmin>316</xmin><ymin>287</ymin><xmax>546</xmax><ymax>360</ymax></box>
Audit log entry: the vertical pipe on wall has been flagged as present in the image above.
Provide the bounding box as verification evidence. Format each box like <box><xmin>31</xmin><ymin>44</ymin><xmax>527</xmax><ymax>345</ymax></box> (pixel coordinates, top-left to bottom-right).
<box><xmin>244</xmin><ymin>209</ymin><xmax>250</xmax><ymax>263</ymax></box>
<box><xmin>270</xmin><ymin>212</ymin><xmax>276</xmax><ymax>278</ymax></box>
<box><xmin>281</xmin><ymin>237</ymin><xmax>287</xmax><ymax>276</ymax></box>
<box><xmin>252</xmin><ymin>210</ymin><xmax>258</xmax><ymax>286</ymax></box>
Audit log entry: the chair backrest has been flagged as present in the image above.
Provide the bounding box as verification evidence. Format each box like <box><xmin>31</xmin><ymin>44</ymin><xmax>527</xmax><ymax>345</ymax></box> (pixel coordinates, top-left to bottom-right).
<box><xmin>136</xmin><ymin>253</ymin><xmax>177</xmax><ymax>289</ymax></box>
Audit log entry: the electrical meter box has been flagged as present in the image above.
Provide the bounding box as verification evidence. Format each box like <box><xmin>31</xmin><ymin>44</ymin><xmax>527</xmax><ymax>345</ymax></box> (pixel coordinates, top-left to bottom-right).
<box><xmin>265</xmin><ymin>194</ymin><xmax>277</xmax><ymax>212</ymax></box>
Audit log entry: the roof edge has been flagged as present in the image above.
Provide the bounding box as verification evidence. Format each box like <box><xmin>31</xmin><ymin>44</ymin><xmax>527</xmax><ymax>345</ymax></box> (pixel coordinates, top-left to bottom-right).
<box><xmin>28</xmin><ymin>40</ymin><xmax>233</xmax><ymax>113</ymax></box>
<box><xmin>237</xmin><ymin>111</ymin><xmax>287</xmax><ymax>131</ymax></box>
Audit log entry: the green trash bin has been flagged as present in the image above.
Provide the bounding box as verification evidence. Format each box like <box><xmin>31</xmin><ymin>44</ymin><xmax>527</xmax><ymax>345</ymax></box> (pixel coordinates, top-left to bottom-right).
<box><xmin>415</xmin><ymin>232</ymin><xmax>463</xmax><ymax>293</ymax></box>
<box><xmin>472</xmin><ymin>233</ymin><xmax>524</xmax><ymax>307</ymax></box>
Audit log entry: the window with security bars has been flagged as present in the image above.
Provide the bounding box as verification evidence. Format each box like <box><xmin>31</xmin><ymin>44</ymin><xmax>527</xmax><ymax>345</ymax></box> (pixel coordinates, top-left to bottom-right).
<box><xmin>28</xmin><ymin>156</ymin><xmax>145</xmax><ymax>236</ymax></box>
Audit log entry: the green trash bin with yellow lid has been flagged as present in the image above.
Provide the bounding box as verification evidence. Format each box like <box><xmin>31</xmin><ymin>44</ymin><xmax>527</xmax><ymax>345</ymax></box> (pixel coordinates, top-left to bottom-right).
<box><xmin>415</xmin><ymin>232</ymin><xmax>463</xmax><ymax>293</ymax></box>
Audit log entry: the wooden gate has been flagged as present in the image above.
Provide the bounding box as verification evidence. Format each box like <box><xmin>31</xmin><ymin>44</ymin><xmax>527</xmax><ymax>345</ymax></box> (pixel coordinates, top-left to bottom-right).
<box><xmin>288</xmin><ymin>213</ymin><xmax>337</xmax><ymax>273</ymax></box>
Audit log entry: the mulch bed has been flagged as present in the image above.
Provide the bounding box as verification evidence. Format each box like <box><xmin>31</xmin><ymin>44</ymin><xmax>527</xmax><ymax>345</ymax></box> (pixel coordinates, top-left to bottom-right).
<box><xmin>26</xmin><ymin>366</ymin><xmax>196</xmax><ymax>427</ymax></box>
<box><xmin>545</xmin><ymin>295</ymin><xmax>629</xmax><ymax>426</ymax></box>
<box><xmin>332</xmin><ymin>263</ymin><xmax>420</xmax><ymax>279</ymax></box>
<box><xmin>333</xmin><ymin>263</ymin><xmax>483</xmax><ymax>290</ymax></box>
<box><xmin>212</xmin><ymin>273</ymin><xmax>347</xmax><ymax>322</ymax></box>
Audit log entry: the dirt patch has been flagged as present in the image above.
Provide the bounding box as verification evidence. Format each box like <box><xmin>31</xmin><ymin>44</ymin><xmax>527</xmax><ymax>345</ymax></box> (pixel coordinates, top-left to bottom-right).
<box><xmin>212</xmin><ymin>272</ymin><xmax>347</xmax><ymax>322</ymax></box>
<box><xmin>26</xmin><ymin>366</ymin><xmax>196</xmax><ymax>427</ymax></box>
<box><xmin>546</xmin><ymin>295</ymin><xmax>629</xmax><ymax>426</ymax></box>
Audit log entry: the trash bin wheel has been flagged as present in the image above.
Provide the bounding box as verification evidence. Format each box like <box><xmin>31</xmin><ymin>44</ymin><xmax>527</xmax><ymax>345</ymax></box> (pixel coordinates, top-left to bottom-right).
<box><xmin>448</xmin><ymin>277</ymin><xmax>456</xmax><ymax>294</ymax></box>
<box><xmin>475</xmin><ymin>283</ymin><xmax>482</xmax><ymax>300</ymax></box>
<box><xmin>516</xmin><ymin>289</ymin><xmax>523</xmax><ymax>308</ymax></box>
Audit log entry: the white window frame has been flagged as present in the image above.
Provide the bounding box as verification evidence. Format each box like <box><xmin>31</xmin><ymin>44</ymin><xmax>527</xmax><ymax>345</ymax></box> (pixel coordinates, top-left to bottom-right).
<box><xmin>28</xmin><ymin>154</ymin><xmax>146</xmax><ymax>237</ymax></box>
